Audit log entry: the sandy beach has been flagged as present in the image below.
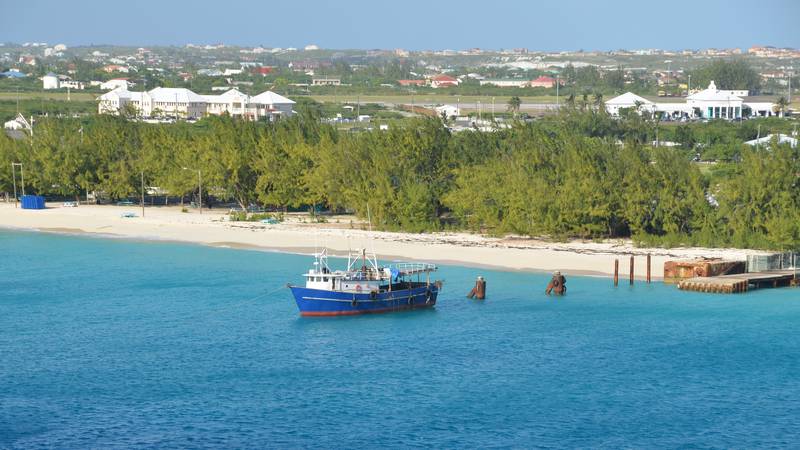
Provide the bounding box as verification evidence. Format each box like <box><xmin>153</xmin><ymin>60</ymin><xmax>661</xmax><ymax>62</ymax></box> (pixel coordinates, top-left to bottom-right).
<box><xmin>0</xmin><ymin>202</ymin><xmax>762</xmax><ymax>278</ymax></box>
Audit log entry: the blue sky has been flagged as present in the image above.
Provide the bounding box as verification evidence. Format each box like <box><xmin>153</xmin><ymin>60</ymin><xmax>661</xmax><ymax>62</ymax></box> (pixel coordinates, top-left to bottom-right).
<box><xmin>2</xmin><ymin>0</ymin><xmax>798</xmax><ymax>51</ymax></box>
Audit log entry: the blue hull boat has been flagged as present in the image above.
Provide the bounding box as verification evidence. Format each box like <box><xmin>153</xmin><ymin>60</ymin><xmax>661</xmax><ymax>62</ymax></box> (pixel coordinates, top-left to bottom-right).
<box><xmin>288</xmin><ymin>248</ymin><xmax>441</xmax><ymax>317</ymax></box>
<box><xmin>290</xmin><ymin>284</ymin><xmax>439</xmax><ymax>317</ymax></box>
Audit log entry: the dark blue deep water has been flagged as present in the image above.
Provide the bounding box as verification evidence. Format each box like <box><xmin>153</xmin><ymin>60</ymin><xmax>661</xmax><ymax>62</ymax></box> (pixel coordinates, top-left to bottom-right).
<box><xmin>2</xmin><ymin>230</ymin><xmax>800</xmax><ymax>448</ymax></box>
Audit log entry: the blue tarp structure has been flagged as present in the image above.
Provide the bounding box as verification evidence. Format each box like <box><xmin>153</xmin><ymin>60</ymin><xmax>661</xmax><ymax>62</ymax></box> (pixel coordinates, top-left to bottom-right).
<box><xmin>21</xmin><ymin>195</ymin><xmax>45</xmax><ymax>209</ymax></box>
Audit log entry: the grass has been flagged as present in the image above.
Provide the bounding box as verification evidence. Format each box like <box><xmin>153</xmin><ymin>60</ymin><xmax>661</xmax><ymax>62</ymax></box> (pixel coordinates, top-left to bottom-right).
<box><xmin>308</xmin><ymin>94</ymin><xmax>558</xmax><ymax>105</ymax></box>
<box><xmin>0</xmin><ymin>91</ymin><xmax>98</xmax><ymax>101</ymax></box>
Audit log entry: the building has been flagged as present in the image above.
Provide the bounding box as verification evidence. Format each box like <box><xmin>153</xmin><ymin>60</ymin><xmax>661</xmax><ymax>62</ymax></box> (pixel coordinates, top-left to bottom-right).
<box><xmin>479</xmin><ymin>79</ymin><xmax>530</xmax><ymax>88</ymax></box>
<box><xmin>98</xmin><ymin>87</ymin><xmax>295</xmax><ymax>121</ymax></box>
<box><xmin>102</xmin><ymin>64</ymin><xmax>130</xmax><ymax>73</ymax></box>
<box><xmin>529</xmin><ymin>76</ymin><xmax>562</xmax><ymax>88</ymax></box>
<box><xmin>605</xmin><ymin>81</ymin><xmax>778</xmax><ymax>120</ymax></box>
<box><xmin>203</xmin><ymin>88</ymin><xmax>251</xmax><ymax>117</ymax></box>
<box><xmin>430</xmin><ymin>74</ymin><xmax>459</xmax><ymax>88</ymax></box>
<box><xmin>397</xmin><ymin>79</ymin><xmax>426</xmax><ymax>87</ymax></box>
<box><xmin>42</xmin><ymin>72</ymin><xmax>60</xmax><ymax>89</ymax></box>
<box><xmin>312</xmin><ymin>78</ymin><xmax>341</xmax><ymax>86</ymax></box>
<box><xmin>248</xmin><ymin>91</ymin><xmax>296</xmax><ymax>120</ymax></box>
<box><xmin>745</xmin><ymin>134</ymin><xmax>798</xmax><ymax>148</ymax></box>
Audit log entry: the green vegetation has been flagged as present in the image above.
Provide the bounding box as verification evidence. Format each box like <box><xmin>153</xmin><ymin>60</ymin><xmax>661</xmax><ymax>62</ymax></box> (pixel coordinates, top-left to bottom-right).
<box><xmin>1</xmin><ymin>106</ymin><xmax>798</xmax><ymax>250</ymax></box>
<box><xmin>688</xmin><ymin>59</ymin><xmax>762</xmax><ymax>93</ymax></box>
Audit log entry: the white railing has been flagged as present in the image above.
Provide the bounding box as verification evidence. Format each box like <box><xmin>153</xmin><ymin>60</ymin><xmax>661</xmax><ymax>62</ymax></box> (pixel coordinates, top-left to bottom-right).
<box><xmin>394</xmin><ymin>263</ymin><xmax>437</xmax><ymax>274</ymax></box>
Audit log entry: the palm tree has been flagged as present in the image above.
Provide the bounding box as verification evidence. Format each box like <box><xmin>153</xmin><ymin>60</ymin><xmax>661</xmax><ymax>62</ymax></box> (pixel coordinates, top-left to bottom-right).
<box><xmin>775</xmin><ymin>96</ymin><xmax>789</xmax><ymax>117</ymax></box>
<box><xmin>507</xmin><ymin>96</ymin><xmax>521</xmax><ymax>117</ymax></box>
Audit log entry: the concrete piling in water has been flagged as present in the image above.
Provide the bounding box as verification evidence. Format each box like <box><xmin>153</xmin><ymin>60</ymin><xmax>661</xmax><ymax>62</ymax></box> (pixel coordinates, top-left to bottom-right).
<box><xmin>614</xmin><ymin>259</ymin><xmax>619</xmax><ymax>287</ymax></box>
<box><xmin>467</xmin><ymin>276</ymin><xmax>486</xmax><ymax>300</ymax></box>
<box><xmin>629</xmin><ymin>256</ymin><xmax>635</xmax><ymax>285</ymax></box>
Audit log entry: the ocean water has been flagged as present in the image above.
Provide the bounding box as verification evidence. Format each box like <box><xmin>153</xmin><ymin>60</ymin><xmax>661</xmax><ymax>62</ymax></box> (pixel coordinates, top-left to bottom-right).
<box><xmin>2</xmin><ymin>230</ymin><xmax>800</xmax><ymax>448</ymax></box>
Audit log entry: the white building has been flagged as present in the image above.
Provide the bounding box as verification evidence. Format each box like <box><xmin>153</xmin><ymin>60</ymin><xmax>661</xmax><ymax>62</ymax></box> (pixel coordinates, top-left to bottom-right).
<box><xmin>248</xmin><ymin>91</ymin><xmax>296</xmax><ymax>120</ymax></box>
<box><xmin>606</xmin><ymin>81</ymin><xmax>778</xmax><ymax>120</ymax></box>
<box><xmin>479</xmin><ymin>79</ymin><xmax>530</xmax><ymax>88</ymax></box>
<box><xmin>42</xmin><ymin>72</ymin><xmax>60</xmax><ymax>89</ymax></box>
<box><xmin>745</xmin><ymin>134</ymin><xmax>798</xmax><ymax>148</ymax></box>
<box><xmin>100</xmin><ymin>78</ymin><xmax>132</xmax><ymax>91</ymax></box>
<box><xmin>203</xmin><ymin>88</ymin><xmax>251</xmax><ymax>117</ymax></box>
<box><xmin>98</xmin><ymin>87</ymin><xmax>295</xmax><ymax>121</ymax></box>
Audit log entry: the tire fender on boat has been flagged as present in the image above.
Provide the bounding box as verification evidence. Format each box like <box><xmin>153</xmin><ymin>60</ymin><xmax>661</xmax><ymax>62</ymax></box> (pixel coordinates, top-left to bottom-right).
<box><xmin>370</xmin><ymin>290</ymin><xmax>377</xmax><ymax>301</ymax></box>
<box><xmin>425</xmin><ymin>289</ymin><xmax>433</xmax><ymax>304</ymax></box>
<box><xmin>408</xmin><ymin>295</ymin><xmax>414</xmax><ymax>305</ymax></box>
<box><xmin>351</xmin><ymin>297</ymin><xmax>358</xmax><ymax>307</ymax></box>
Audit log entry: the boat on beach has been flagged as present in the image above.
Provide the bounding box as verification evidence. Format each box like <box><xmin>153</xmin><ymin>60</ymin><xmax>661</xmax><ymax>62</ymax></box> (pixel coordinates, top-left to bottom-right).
<box><xmin>288</xmin><ymin>248</ymin><xmax>441</xmax><ymax>317</ymax></box>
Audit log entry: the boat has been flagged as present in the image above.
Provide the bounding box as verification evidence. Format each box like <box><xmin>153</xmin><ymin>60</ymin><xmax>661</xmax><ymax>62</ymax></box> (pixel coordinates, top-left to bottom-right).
<box><xmin>288</xmin><ymin>248</ymin><xmax>441</xmax><ymax>317</ymax></box>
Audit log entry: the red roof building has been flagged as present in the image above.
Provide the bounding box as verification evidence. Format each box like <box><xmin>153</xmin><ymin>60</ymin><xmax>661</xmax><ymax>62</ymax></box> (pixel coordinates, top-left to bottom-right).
<box><xmin>397</xmin><ymin>79</ymin><xmax>427</xmax><ymax>87</ymax></box>
<box><xmin>252</xmin><ymin>66</ymin><xmax>275</xmax><ymax>76</ymax></box>
<box><xmin>430</xmin><ymin>74</ymin><xmax>459</xmax><ymax>88</ymax></box>
<box><xmin>529</xmin><ymin>76</ymin><xmax>563</xmax><ymax>88</ymax></box>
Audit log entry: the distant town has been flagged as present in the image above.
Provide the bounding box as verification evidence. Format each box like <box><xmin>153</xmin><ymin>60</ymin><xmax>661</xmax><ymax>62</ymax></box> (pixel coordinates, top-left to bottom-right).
<box><xmin>1</xmin><ymin>42</ymin><xmax>797</xmax><ymax>133</ymax></box>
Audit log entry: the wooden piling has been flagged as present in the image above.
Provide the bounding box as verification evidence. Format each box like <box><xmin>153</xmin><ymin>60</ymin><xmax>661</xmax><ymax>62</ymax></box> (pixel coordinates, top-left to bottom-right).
<box><xmin>646</xmin><ymin>254</ymin><xmax>651</xmax><ymax>284</ymax></box>
<box><xmin>629</xmin><ymin>256</ymin><xmax>634</xmax><ymax>285</ymax></box>
<box><xmin>614</xmin><ymin>259</ymin><xmax>619</xmax><ymax>287</ymax></box>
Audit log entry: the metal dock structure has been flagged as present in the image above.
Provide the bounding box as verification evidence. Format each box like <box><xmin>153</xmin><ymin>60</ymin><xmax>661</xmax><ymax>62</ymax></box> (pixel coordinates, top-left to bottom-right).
<box><xmin>678</xmin><ymin>270</ymin><xmax>797</xmax><ymax>294</ymax></box>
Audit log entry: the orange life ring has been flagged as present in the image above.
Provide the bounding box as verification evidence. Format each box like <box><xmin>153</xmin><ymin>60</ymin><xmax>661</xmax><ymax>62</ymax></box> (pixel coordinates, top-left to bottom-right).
<box><xmin>355</xmin><ymin>284</ymin><xmax>362</xmax><ymax>293</ymax></box>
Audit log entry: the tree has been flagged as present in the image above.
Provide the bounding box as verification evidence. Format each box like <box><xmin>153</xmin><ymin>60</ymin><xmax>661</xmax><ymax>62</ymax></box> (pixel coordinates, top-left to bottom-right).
<box><xmin>507</xmin><ymin>96</ymin><xmax>521</xmax><ymax>116</ymax></box>
<box><xmin>689</xmin><ymin>59</ymin><xmax>761</xmax><ymax>93</ymax></box>
<box><xmin>774</xmin><ymin>96</ymin><xmax>789</xmax><ymax>117</ymax></box>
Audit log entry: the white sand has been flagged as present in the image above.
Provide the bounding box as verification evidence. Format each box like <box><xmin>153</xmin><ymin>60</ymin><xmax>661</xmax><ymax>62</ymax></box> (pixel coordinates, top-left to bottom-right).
<box><xmin>0</xmin><ymin>202</ymin><xmax>761</xmax><ymax>279</ymax></box>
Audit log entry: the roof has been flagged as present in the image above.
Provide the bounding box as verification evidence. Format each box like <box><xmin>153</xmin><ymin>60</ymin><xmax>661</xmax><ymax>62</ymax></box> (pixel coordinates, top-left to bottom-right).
<box><xmin>202</xmin><ymin>88</ymin><xmax>249</xmax><ymax>103</ymax></box>
<box><xmin>431</xmin><ymin>74</ymin><xmax>457</xmax><ymax>82</ymax></box>
<box><xmin>745</xmin><ymin>134</ymin><xmax>798</xmax><ymax>148</ymax></box>
<box><xmin>250</xmin><ymin>91</ymin><xmax>295</xmax><ymax>105</ymax></box>
<box><xmin>605</xmin><ymin>92</ymin><xmax>653</xmax><ymax>106</ymax></box>
<box><xmin>0</xmin><ymin>71</ymin><xmax>27</xmax><ymax>78</ymax></box>
<box><xmin>44</xmin><ymin>72</ymin><xmax>58</xmax><ymax>78</ymax></box>
<box><xmin>687</xmin><ymin>81</ymin><xmax>743</xmax><ymax>102</ymax></box>
<box><xmin>532</xmin><ymin>75</ymin><xmax>556</xmax><ymax>82</ymax></box>
<box><xmin>147</xmin><ymin>87</ymin><xmax>207</xmax><ymax>103</ymax></box>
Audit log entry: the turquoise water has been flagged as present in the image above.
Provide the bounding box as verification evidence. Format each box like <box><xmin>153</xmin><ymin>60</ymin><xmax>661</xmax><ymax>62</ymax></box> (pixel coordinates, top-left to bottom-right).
<box><xmin>2</xmin><ymin>230</ymin><xmax>800</xmax><ymax>448</ymax></box>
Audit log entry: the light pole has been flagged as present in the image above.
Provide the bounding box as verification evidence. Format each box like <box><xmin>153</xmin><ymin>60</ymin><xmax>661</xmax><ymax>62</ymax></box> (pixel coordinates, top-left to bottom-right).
<box><xmin>182</xmin><ymin>167</ymin><xmax>202</xmax><ymax>214</ymax></box>
<box><xmin>11</xmin><ymin>162</ymin><xmax>24</xmax><ymax>208</ymax></box>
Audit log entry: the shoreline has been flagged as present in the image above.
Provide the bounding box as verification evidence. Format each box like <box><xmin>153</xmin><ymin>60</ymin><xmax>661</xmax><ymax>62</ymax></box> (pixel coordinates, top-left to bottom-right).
<box><xmin>0</xmin><ymin>203</ymin><xmax>765</xmax><ymax>279</ymax></box>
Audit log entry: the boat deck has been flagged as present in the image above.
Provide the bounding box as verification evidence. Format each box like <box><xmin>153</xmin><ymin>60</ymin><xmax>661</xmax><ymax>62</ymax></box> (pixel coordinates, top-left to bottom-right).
<box><xmin>678</xmin><ymin>270</ymin><xmax>797</xmax><ymax>294</ymax></box>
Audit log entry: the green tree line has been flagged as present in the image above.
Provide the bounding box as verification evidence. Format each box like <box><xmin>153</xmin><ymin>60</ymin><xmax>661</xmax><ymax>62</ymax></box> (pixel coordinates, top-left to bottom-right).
<box><xmin>1</xmin><ymin>108</ymin><xmax>798</xmax><ymax>250</ymax></box>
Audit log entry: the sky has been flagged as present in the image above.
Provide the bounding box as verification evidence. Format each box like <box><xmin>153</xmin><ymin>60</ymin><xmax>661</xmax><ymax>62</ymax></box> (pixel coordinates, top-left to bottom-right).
<box><xmin>1</xmin><ymin>0</ymin><xmax>799</xmax><ymax>51</ymax></box>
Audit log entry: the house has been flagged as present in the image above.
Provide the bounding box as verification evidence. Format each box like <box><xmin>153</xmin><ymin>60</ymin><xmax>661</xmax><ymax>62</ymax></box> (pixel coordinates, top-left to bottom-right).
<box><xmin>0</xmin><ymin>70</ymin><xmax>27</xmax><ymax>78</ymax></box>
<box><xmin>100</xmin><ymin>78</ymin><xmax>132</xmax><ymax>91</ymax></box>
<box><xmin>430</xmin><ymin>74</ymin><xmax>459</xmax><ymax>88</ymax></box>
<box><xmin>529</xmin><ymin>76</ymin><xmax>561</xmax><ymax>88</ymax></box>
<box><xmin>102</xmin><ymin>64</ymin><xmax>130</xmax><ymax>73</ymax></box>
<box><xmin>248</xmin><ymin>91</ymin><xmax>296</xmax><ymax>120</ymax></box>
<box><xmin>397</xmin><ymin>79</ymin><xmax>426</xmax><ymax>87</ymax></box>
<box><xmin>604</xmin><ymin>92</ymin><xmax>656</xmax><ymax>116</ymax></box>
<box><xmin>42</xmin><ymin>72</ymin><xmax>60</xmax><ymax>89</ymax></box>
<box><xmin>312</xmin><ymin>78</ymin><xmax>341</xmax><ymax>86</ymax></box>
<box><xmin>60</xmin><ymin>80</ymin><xmax>85</xmax><ymax>90</ymax></box>
<box><xmin>479</xmin><ymin>79</ymin><xmax>530</xmax><ymax>88</ymax></box>
<box><xmin>203</xmin><ymin>88</ymin><xmax>251</xmax><ymax>117</ymax></box>
<box><xmin>252</xmin><ymin>66</ymin><xmax>274</xmax><ymax>76</ymax></box>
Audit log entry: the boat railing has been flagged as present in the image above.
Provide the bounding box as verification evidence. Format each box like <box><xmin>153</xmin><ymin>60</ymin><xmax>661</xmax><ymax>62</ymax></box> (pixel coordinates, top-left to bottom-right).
<box><xmin>394</xmin><ymin>262</ymin><xmax>437</xmax><ymax>275</ymax></box>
